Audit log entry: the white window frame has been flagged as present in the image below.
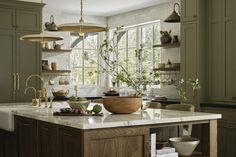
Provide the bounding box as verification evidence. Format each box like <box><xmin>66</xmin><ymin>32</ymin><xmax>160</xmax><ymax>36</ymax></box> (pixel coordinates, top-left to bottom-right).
<box><xmin>71</xmin><ymin>34</ymin><xmax>100</xmax><ymax>86</ymax></box>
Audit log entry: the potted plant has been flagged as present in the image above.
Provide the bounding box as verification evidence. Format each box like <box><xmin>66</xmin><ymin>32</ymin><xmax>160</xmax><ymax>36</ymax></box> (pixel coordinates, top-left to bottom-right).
<box><xmin>175</xmin><ymin>78</ymin><xmax>201</xmax><ymax>103</ymax></box>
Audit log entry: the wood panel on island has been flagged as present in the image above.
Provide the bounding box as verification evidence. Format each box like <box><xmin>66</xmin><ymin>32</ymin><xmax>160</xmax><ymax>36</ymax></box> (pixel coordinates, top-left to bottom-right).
<box><xmin>12</xmin><ymin>115</ymin><xmax>219</xmax><ymax>157</ymax></box>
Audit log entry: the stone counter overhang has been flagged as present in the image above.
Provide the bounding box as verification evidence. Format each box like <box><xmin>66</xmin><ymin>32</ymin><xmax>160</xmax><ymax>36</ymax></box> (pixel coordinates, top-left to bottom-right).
<box><xmin>0</xmin><ymin>103</ymin><xmax>221</xmax><ymax>131</ymax></box>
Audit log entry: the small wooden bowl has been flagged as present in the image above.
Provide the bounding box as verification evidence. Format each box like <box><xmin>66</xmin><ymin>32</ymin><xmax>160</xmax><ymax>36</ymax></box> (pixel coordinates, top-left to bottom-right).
<box><xmin>102</xmin><ymin>97</ymin><xmax>142</xmax><ymax>114</ymax></box>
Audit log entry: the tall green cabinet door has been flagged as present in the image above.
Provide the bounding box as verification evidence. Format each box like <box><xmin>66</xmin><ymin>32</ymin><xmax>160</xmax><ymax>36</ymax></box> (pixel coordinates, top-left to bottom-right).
<box><xmin>0</xmin><ymin>8</ymin><xmax>15</xmax><ymax>30</ymax></box>
<box><xmin>181</xmin><ymin>23</ymin><xmax>198</xmax><ymax>102</ymax></box>
<box><xmin>208</xmin><ymin>0</ymin><xmax>226</xmax><ymax>101</ymax></box>
<box><xmin>15</xmin><ymin>10</ymin><xmax>40</xmax><ymax>32</ymax></box>
<box><xmin>15</xmin><ymin>32</ymin><xmax>41</xmax><ymax>102</ymax></box>
<box><xmin>228</xmin><ymin>0</ymin><xmax>236</xmax><ymax>101</ymax></box>
<box><xmin>181</xmin><ymin>0</ymin><xmax>198</xmax><ymax>22</ymax></box>
<box><xmin>0</xmin><ymin>31</ymin><xmax>16</xmax><ymax>103</ymax></box>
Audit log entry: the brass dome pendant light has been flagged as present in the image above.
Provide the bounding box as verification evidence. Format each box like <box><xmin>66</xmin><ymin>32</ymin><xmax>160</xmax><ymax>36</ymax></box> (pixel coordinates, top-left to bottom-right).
<box><xmin>58</xmin><ymin>0</ymin><xmax>106</xmax><ymax>36</ymax></box>
<box><xmin>20</xmin><ymin>0</ymin><xmax>64</xmax><ymax>43</ymax></box>
<box><xmin>164</xmin><ymin>3</ymin><xmax>181</xmax><ymax>23</ymax></box>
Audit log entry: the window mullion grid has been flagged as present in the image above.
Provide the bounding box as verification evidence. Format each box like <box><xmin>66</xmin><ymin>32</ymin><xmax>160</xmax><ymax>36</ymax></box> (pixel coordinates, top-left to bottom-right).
<box><xmin>138</xmin><ymin>26</ymin><xmax>142</xmax><ymax>76</ymax></box>
<box><xmin>97</xmin><ymin>33</ymin><xmax>100</xmax><ymax>85</ymax></box>
<box><xmin>82</xmin><ymin>36</ymin><xmax>85</xmax><ymax>85</ymax></box>
<box><xmin>152</xmin><ymin>25</ymin><xmax>155</xmax><ymax>67</ymax></box>
<box><xmin>126</xmin><ymin>30</ymin><xmax>129</xmax><ymax>71</ymax></box>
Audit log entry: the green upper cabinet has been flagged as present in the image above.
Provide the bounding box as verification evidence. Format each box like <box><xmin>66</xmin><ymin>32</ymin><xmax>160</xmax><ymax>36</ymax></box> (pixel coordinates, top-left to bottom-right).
<box><xmin>16</xmin><ymin>32</ymin><xmax>40</xmax><ymax>102</ymax></box>
<box><xmin>0</xmin><ymin>8</ymin><xmax>15</xmax><ymax>30</ymax></box>
<box><xmin>181</xmin><ymin>0</ymin><xmax>208</xmax><ymax>104</ymax></box>
<box><xmin>181</xmin><ymin>0</ymin><xmax>198</xmax><ymax>22</ymax></box>
<box><xmin>208</xmin><ymin>0</ymin><xmax>236</xmax><ymax>102</ymax></box>
<box><xmin>0</xmin><ymin>1</ymin><xmax>42</xmax><ymax>103</ymax></box>
<box><xmin>181</xmin><ymin>23</ymin><xmax>198</xmax><ymax>102</ymax></box>
<box><xmin>208</xmin><ymin>0</ymin><xmax>226</xmax><ymax>101</ymax></box>
<box><xmin>229</xmin><ymin>0</ymin><xmax>236</xmax><ymax>100</ymax></box>
<box><xmin>0</xmin><ymin>31</ymin><xmax>16</xmax><ymax>103</ymax></box>
<box><xmin>16</xmin><ymin>10</ymin><xmax>40</xmax><ymax>32</ymax></box>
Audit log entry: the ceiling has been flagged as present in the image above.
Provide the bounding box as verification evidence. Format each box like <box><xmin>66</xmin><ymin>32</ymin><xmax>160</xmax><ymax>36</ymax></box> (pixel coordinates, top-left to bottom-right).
<box><xmin>19</xmin><ymin>0</ymin><xmax>172</xmax><ymax>16</ymax></box>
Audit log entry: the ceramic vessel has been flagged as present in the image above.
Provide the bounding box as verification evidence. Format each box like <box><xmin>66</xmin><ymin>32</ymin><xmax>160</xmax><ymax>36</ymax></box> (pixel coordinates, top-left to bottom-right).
<box><xmin>169</xmin><ymin>137</ymin><xmax>200</xmax><ymax>156</ymax></box>
<box><xmin>68</xmin><ymin>101</ymin><xmax>90</xmax><ymax>109</ymax></box>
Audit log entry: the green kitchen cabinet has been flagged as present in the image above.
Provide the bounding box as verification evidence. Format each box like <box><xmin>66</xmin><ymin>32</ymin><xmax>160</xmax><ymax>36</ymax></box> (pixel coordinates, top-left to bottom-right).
<box><xmin>181</xmin><ymin>0</ymin><xmax>207</xmax><ymax>105</ymax></box>
<box><xmin>0</xmin><ymin>1</ymin><xmax>42</xmax><ymax>103</ymax></box>
<box><xmin>202</xmin><ymin>107</ymin><xmax>236</xmax><ymax>157</ymax></box>
<box><xmin>16</xmin><ymin>32</ymin><xmax>40</xmax><ymax>102</ymax></box>
<box><xmin>208</xmin><ymin>0</ymin><xmax>226</xmax><ymax>101</ymax></box>
<box><xmin>0</xmin><ymin>30</ymin><xmax>16</xmax><ymax>103</ymax></box>
<box><xmin>0</xmin><ymin>8</ymin><xmax>15</xmax><ymax>30</ymax></box>
<box><xmin>228</xmin><ymin>0</ymin><xmax>236</xmax><ymax>101</ymax></box>
<box><xmin>208</xmin><ymin>0</ymin><xmax>236</xmax><ymax>102</ymax></box>
<box><xmin>181</xmin><ymin>0</ymin><xmax>198</xmax><ymax>22</ymax></box>
<box><xmin>181</xmin><ymin>23</ymin><xmax>198</xmax><ymax>102</ymax></box>
<box><xmin>16</xmin><ymin>10</ymin><xmax>40</xmax><ymax>32</ymax></box>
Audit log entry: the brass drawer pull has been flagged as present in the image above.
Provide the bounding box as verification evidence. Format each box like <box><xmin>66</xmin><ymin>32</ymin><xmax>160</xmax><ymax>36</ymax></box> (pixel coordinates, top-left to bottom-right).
<box><xmin>17</xmin><ymin>73</ymin><xmax>20</xmax><ymax>91</ymax></box>
<box><xmin>13</xmin><ymin>73</ymin><xmax>16</xmax><ymax>93</ymax></box>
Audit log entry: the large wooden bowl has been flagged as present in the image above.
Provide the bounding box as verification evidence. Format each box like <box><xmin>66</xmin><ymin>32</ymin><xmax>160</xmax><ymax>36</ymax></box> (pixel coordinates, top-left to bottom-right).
<box><xmin>102</xmin><ymin>97</ymin><xmax>142</xmax><ymax>114</ymax></box>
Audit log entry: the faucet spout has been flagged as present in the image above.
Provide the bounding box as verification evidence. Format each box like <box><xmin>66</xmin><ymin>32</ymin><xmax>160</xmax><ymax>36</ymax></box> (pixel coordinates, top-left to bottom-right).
<box><xmin>25</xmin><ymin>75</ymin><xmax>44</xmax><ymax>90</ymax></box>
<box><xmin>24</xmin><ymin>87</ymin><xmax>37</xmax><ymax>99</ymax></box>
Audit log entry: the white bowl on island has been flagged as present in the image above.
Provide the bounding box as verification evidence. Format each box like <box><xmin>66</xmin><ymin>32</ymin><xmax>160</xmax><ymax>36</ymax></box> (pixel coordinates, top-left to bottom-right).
<box><xmin>169</xmin><ymin>137</ymin><xmax>200</xmax><ymax>156</ymax></box>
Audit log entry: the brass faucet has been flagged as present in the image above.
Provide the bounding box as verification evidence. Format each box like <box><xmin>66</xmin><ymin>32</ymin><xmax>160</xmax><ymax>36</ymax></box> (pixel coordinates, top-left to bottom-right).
<box><xmin>24</xmin><ymin>87</ymin><xmax>39</xmax><ymax>106</ymax></box>
<box><xmin>25</xmin><ymin>75</ymin><xmax>48</xmax><ymax>107</ymax></box>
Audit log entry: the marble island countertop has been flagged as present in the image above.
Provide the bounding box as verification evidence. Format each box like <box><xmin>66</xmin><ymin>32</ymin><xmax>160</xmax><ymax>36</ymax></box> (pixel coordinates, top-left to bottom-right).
<box><xmin>0</xmin><ymin>102</ymin><xmax>221</xmax><ymax>131</ymax></box>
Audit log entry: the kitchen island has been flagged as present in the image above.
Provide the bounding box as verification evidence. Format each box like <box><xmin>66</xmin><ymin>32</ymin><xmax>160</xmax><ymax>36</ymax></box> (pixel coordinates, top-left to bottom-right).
<box><xmin>0</xmin><ymin>103</ymin><xmax>221</xmax><ymax>157</ymax></box>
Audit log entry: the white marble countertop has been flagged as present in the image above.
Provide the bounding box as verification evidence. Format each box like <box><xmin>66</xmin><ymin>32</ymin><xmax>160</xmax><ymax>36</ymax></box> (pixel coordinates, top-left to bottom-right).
<box><xmin>0</xmin><ymin>102</ymin><xmax>221</xmax><ymax>131</ymax></box>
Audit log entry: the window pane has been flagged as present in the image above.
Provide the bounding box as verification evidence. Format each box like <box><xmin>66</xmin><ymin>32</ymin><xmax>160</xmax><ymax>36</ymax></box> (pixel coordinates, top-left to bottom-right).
<box><xmin>154</xmin><ymin>23</ymin><xmax>161</xmax><ymax>45</ymax></box>
<box><xmin>84</xmin><ymin>68</ymin><xmax>98</xmax><ymax>85</ymax></box>
<box><xmin>142</xmin><ymin>25</ymin><xmax>154</xmax><ymax>70</ymax></box>
<box><xmin>71</xmin><ymin>68</ymin><xmax>83</xmax><ymax>85</ymax></box>
<box><xmin>127</xmin><ymin>48</ymin><xmax>136</xmax><ymax>74</ymax></box>
<box><xmin>118</xmin><ymin>32</ymin><xmax>127</xmax><ymax>49</ymax></box>
<box><xmin>71</xmin><ymin>49</ymin><xmax>83</xmax><ymax>67</ymax></box>
<box><xmin>118</xmin><ymin>48</ymin><xmax>127</xmax><ymax>68</ymax></box>
<box><xmin>84</xmin><ymin>50</ymin><xmax>97</xmax><ymax>67</ymax></box>
<box><xmin>71</xmin><ymin>36</ymin><xmax>82</xmax><ymax>49</ymax></box>
<box><xmin>84</xmin><ymin>35</ymin><xmax>98</xmax><ymax>49</ymax></box>
<box><xmin>142</xmin><ymin>25</ymin><xmax>153</xmax><ymax>49</ymax></box>
<box><xmin>128</xmin><ymin>29</ymin><xmax>136</xmax><ymax>48</ymax></box>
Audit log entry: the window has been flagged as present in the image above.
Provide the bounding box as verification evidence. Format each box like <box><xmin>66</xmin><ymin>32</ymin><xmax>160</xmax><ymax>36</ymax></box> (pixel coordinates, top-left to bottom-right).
<box><xmin>117</xmin><ymin>21</ymin><xmax>161</xmax><ymax>76</ymax></box>
<box><xmin>70</xmin><ymin>34</ymin><xmax>99</xmax><ymax>86</ymax></box>
<box><xmin>70</xmin><ymin>21</ymin><xmax>161</xmax><ymax>87</ymax></box>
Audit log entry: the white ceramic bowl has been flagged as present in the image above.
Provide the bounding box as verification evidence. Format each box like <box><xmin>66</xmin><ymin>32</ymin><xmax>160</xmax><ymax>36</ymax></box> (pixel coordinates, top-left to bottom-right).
<box><xmin>169</xmin><ymin>137</ymin><xmax>200</xmax><ymax>156</ymax></box>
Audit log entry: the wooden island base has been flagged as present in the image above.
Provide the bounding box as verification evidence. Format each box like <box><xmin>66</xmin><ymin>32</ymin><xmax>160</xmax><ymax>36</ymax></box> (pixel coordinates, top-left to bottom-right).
<box><xmin>10</xmin><ymin>116</ymin><xmax>217</xmax><ymax>157</ymax></box>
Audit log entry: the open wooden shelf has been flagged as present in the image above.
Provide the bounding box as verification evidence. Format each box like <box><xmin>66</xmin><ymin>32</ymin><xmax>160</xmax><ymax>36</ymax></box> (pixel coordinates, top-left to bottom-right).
<box><xmin>42</xmin><ymin>70</ymin><xmax>71</xmax><ymax>75</ymax></box>
<box><xmin>42</xmin><ymin>49</ymin><xmax>72</xmax><ymax>53</ymax></box>
<box><xmin>153</xmin><ymin>67</ymin><xmax>180</xmax><ymax>71</ymax></box>
<box><xmin>153</xmin><ymin>43</ymin><xmax>180</xmax><ymax>49</ymax></box>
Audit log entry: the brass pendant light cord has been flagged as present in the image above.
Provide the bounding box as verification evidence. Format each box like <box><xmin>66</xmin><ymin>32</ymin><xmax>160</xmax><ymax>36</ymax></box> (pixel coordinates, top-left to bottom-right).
<box><xmin>79</xmin><ymin>0</ymin><xmax>84</xmax><ymax>23</ymax></box>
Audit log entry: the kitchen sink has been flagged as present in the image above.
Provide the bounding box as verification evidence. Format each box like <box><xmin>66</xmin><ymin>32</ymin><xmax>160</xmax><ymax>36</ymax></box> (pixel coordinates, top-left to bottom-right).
<box><xmin>0</xmin><ymin>104</ymin><xmax>29</xmax><ymax>132</ymax></box>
